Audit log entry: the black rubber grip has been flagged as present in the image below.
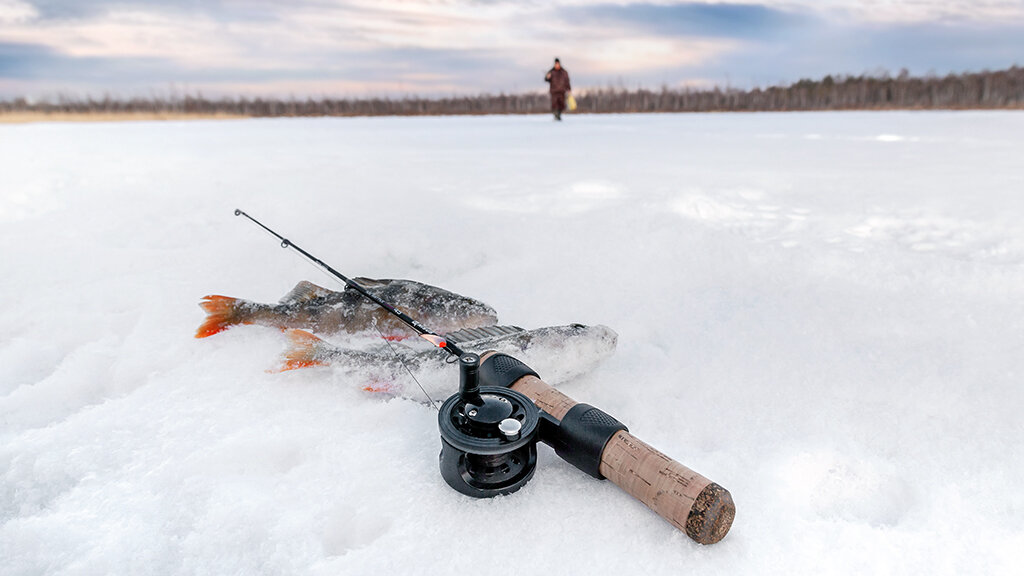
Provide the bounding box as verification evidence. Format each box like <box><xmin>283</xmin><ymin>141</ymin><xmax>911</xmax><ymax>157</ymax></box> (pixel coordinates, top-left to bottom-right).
<box><xmin>478</xmin><ymin>353</ymin><xmax>538</xmax><ymax>389</ymax></box>
<box><xmin>542</xmin><ymin>403</ymin><xmax>628</xmax><ymax>479</ymax></box>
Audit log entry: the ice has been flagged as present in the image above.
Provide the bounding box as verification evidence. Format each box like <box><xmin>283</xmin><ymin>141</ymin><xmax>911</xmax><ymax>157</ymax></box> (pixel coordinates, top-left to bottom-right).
<box><xmin>2</xmin><ymin>112</ymin><xmax>1023</xmax><ymax>574</ymax></box>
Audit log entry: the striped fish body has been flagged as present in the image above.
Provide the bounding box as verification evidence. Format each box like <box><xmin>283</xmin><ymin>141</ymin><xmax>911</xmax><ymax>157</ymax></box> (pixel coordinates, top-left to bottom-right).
<box><xmin>197</xmin><ymin>278</ymin><xmax>498</xmax><ymax>339</ymax></box>
<box><xmin>280</xmin><ymin>323</ymin><xmax>618</xmax><ymax>400</ymax></box>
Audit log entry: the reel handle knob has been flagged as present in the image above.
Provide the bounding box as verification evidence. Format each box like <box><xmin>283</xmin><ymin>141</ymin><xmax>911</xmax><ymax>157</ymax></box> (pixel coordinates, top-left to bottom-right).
<box><xmin>459</xmin><ymin>353</ymin><xmax>483</xmax><ymax>406</ymax></box>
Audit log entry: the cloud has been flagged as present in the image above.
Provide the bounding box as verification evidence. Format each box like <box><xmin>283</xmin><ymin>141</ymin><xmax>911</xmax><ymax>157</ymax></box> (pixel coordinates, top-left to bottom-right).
<box><xmin>678</xmin><ymin>19</ymin><xmax>1024</xmax><ymax>86</ymax></box>
<box><xmin>13</xmin><ymin>0</ymin><xmax>282</xmax><ymax>21</ymax></box>
<box><xmin>1</xmin><ymin>1</ymin><xmax>1023</xmax><ymax>97</ymax></box>
<box><xmin>862</xmin><ymin>22</ymin><xmax>1024</xmax><ymax>71</ymax></box>
<box><xmin>0</xmin><ymin>0</ymin><xmax>36</xmax><ymax>23</ymax></box>
<box><xmin>0</xmin><ymin>41</ymin><xmax>50</xmax><ymax>77</ymax></box>
<box><xmin>563</xmin><ymin>2</ymin><xmax>816</xmax><ymax>41</ymax></box>
<box><xmin>0</xmin><ymin>1</ymin><xmax>563</xmax><ymax>95</ymax></box>
<box><xmin>548</xmin><ymin>3</ymin><xmax>1024</xmax><ymax>87</ymax></box>
<box><xmin>0</xmin><ymin>40</ymin><xmax>200</xmax><ymax>88</ymax></box>
<box><xmin>0</xmin><ymin>36</ymin><xmax>527</xmax><ymax>97</ymax></box>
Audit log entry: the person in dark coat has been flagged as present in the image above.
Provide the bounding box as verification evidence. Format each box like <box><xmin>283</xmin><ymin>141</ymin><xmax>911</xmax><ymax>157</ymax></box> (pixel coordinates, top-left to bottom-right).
<box><xmin>544</xmin><ymin>58</ymin><xmax>571</xmax><ymax>121</ymax></box>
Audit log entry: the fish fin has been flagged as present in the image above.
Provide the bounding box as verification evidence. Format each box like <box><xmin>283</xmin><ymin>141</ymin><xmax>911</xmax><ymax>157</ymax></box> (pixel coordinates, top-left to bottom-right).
<box><xmin>445</xmin><ymin>325</ymin><xmax>525</xmax><ymax>345</ymax></box>
<box><xmin>195</xmin><ymin>295</ymin><xmax>245</xmax><ymax>338</ymax></box>
<box><xmin>351</xmin><ymin>277</ymin><xmax>388</xmax><ymax>288</ymax></box>
<box><xmin>279</xmin><ymin>280</ymin><xmax>333</xmax><ymax>305</ymax></box>
<box><xmin>275</xmin><ymin>329</ymin><xmax>331</xmax><ymax>372</ymax></box>
<box><xmin>362</xmin><ymin>380</ymin><xmax>399</xmax><ymax>394</ymax></box>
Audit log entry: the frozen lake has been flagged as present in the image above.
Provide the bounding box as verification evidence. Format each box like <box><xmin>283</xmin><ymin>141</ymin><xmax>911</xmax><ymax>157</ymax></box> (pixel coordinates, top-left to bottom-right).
<box><xmin>2</xmin><ymin>111</ymin><xmax>1022</xmax><ymax>574</ymax></box>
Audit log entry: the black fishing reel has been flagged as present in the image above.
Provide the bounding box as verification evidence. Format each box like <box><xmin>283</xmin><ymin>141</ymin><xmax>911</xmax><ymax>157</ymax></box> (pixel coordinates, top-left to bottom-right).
<box><xmin>437</xmin><ymin>353</ymin><xmax>540</xmax><ymax>497</ymax></box>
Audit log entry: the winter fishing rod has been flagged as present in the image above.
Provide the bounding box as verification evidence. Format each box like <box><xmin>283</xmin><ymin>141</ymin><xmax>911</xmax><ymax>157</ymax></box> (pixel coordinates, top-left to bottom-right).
<box><xmin>237</xmin><ymin>210</ymin><xmax>735</xmax><ymax>546</ymax></box>
<box><xmin>235</xmin><ymin>209</ymin><xmax>461</xmax><ymax>356</ymax></box>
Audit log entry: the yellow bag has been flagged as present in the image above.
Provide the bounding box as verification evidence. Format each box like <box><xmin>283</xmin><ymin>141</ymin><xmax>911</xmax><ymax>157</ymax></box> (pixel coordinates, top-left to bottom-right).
<box><xmin>566</xmin><ymin>92</ymin><xmax>577</xmax><ymax>111</ymax></box>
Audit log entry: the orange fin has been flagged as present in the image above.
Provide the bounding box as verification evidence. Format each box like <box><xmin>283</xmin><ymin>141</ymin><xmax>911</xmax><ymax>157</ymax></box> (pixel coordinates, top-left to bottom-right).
<box><xmin>275</xmin><ymin>329</ymin><xmax>331</xmax><ymax>372</ymax></box>
<box><xmin>362</xmin><ymin>380</ymin><xmax>399</xmax><ymax>394</ymax></box>
<box><xmin>196</xmin><ymin>295</ymin><xmax>244</xmax><ymax>338</ymax></box>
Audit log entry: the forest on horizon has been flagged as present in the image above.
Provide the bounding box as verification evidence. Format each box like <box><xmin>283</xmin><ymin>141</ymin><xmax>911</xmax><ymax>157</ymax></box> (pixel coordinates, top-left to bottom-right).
<box><xmin>2</xmin><ymin>66</ymin><xmax>1022</xmax><ymax>118</ymax></box>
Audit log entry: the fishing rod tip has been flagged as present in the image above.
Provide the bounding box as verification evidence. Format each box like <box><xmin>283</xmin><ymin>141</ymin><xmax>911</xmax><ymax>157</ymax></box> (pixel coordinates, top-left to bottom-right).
<box><xmin>234</xmin><ymin>209</ymin><xmax>243</xmax><ymax>216</ymax></box>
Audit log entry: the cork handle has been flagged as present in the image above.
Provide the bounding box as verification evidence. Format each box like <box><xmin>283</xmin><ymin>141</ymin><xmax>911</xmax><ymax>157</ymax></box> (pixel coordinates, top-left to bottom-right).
<box><xmin>508</xmin><ymin>374</ymin><xmax>735</xmax><ymax>545</ymax></box>
<box><xmin>599</xmin><ymin>430</ymin><xmax>734</xmax><ymax>544</ymax></box>
<box><xmin>506</xmin><ymin>374</ymin><xmax>577</xmax><ymax>419</ymax></box>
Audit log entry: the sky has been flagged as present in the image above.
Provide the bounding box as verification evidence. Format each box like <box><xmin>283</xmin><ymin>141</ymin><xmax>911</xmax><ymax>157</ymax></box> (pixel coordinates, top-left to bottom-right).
<box><xmin>1</xmin><ymin>0</ymin><xmax>1023</xmax><ymax>99</ymax></box>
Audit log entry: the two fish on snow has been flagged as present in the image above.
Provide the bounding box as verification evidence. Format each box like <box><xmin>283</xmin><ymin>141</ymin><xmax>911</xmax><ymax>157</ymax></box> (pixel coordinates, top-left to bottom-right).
<box><xmin>195</xmin><ymin>278</ymin><xmax>617</xmax><ymax>399</ymax></box>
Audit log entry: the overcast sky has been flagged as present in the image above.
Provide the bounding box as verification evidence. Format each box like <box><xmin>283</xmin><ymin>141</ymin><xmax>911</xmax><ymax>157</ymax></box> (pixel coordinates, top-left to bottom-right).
<box><xmin>1</xmin><ymin>0</ymin><xmax>1023</xmax><ymax>98</ymax></box>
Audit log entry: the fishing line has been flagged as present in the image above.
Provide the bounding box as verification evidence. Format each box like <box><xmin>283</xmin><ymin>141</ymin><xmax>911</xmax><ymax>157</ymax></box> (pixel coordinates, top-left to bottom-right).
<box><xmin>235</xmin><ymin>209</ymin><xmax>445</xmax><ymax>409</ymax></box>
<box><xmin>288</xmin><ymin>250</ymin><xmax>445</xmax><ymax>400</ymax></box>
<box><xmin>371</xmin><ymin>318</ymin><xmax>440</xmax><ymax>411</ymax></box>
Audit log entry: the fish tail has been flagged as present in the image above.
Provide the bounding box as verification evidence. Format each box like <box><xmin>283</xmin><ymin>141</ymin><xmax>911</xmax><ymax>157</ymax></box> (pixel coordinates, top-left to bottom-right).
<box><xmin>195</xmin><ymin>295</ymin><xmax>248</xmax><ymax>338</ymax></box>
<box><xmin>276</xmin><ymin>329</ymin><xmax>331</xmax><ymax>372</ymax></box>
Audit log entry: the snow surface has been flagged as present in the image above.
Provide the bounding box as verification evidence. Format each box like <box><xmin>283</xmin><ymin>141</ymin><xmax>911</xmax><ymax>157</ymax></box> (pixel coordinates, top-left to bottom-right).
<box><xmin>2</xmin><ymin>112</ymin><xmax>1023</xmax><ymax>575</ymax></box>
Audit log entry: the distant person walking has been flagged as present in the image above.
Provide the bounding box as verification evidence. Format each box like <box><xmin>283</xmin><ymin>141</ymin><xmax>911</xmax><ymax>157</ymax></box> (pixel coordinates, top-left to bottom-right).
<box><xmin>544</xmin><ymin>58</ymin><xmax>571</xmax><ymax>121</ymax></box>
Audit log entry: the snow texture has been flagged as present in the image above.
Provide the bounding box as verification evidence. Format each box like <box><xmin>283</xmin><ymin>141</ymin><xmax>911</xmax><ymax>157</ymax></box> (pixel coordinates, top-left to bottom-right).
<box><xmin>1</xmin><ymin>112</ymin><xmax>1023</xmax><ymax>575</ymax></box>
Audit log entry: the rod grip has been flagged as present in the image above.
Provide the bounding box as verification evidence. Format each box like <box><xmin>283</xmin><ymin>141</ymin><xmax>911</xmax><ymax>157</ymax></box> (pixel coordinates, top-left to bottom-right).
<box><xmin>507</xmin><ymin>372</ymin><xmax>735</xmax><ymax>545</ymax></box>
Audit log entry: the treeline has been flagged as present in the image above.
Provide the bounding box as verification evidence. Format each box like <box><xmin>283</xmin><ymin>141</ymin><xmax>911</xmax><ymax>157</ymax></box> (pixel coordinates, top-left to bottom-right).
<box><xmin>3</xmin><ymin>66</ymin><xmax>1022</xmax><ymax>117</ymax></box>
<box><xmin>0</xmin><ymin>92</ymin><xmax>551</xmax><ymax>117</ymax></box>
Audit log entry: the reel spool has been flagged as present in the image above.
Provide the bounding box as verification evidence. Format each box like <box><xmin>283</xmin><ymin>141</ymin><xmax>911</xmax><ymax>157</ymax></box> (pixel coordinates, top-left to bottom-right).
<box><xmin>438</xmin><ymin>353</ymin><xmax>540</xmax><ymax>497</ymax></box>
